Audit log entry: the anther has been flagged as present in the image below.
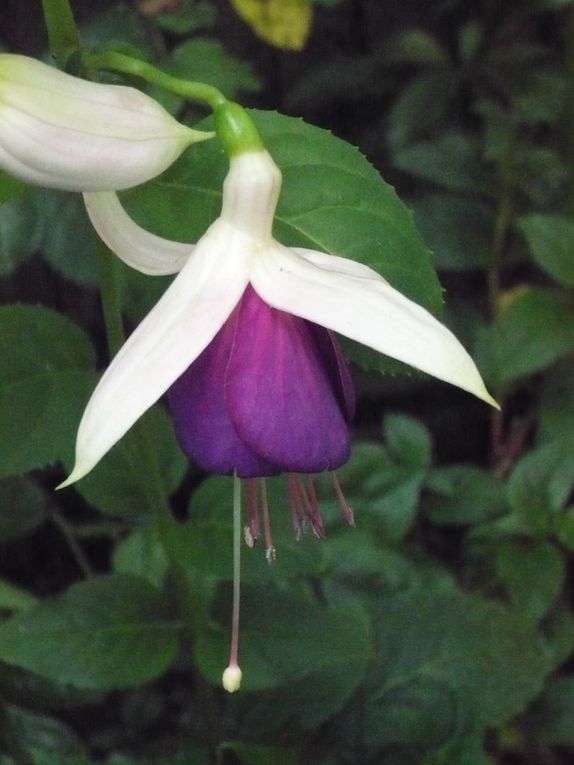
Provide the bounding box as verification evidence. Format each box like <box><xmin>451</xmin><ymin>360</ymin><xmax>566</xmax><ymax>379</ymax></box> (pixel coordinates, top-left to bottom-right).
<box><xmin>260</xmin><ymin>479</ymin><xmax>276</xmax><ymax>563</ymax></box>
<box><xmin>331</xmin><ymin>471</ymin><xmax>355</xmax><ymax>527</ymax></box>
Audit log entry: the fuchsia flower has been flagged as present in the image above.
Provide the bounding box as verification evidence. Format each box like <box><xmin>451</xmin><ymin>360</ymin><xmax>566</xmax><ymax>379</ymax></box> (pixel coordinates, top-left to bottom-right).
<box><xmin>61</xmin><ymin>149</ymin><xmax>496</xmax><ymax>495</ymax></box>
<box><xmin>62</xmin><ymin>145</ymin><xmax>497</xmax><ymax>695</ymax></box>
<box><xmin>0</xmin><ymin>56</ymin><xmax>497</xmax><ymax>695</ymax></box>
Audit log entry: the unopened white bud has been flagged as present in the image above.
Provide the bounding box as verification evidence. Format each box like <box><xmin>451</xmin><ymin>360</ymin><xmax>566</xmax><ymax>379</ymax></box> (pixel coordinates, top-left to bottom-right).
<box><xmin>0</xmin><ymin>54</ymin><xmax>212</xmax><ymax>192</ymax></box>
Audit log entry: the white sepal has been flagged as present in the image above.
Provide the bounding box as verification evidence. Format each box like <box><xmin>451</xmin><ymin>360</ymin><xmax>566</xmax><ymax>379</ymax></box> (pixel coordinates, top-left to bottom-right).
<box><xmin>251</xmin><ymin>244</ymin><xmax>499</xmax><ymax>408</ymax></box>
<box><xmin>59</xmin><ymin>220</ymin><xmax>251</xmax><ymax>487</ymax></box>
<box><xmin>84</xmin><ymin>192</ymin><xmax>191</xmax><ymax>275</ymax></box>
<box><xmin>0</xmin><ymin>54</ymin><xmax>212</xmax><ymax>191</ymax></box>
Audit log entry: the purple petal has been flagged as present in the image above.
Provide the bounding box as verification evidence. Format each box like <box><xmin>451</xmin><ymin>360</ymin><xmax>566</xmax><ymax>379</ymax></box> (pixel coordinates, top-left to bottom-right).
<box><xmin>226</xmin><ymin>286</ymin><xmax>352</xmax><ymax>473</ymax></box>
<box><xmin>168</xmin><ymin>296</ymin><xmax>280</xmax><ymax>478</ymax></box>
<box><xmin>307</xmin><ymin>325</ymin><xmax>356</xmax><ymax>421</ymax></box>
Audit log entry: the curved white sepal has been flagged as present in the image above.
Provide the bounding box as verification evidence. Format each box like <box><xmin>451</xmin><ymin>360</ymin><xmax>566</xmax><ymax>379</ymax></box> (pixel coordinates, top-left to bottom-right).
<box><xmin>292</xmin><ymin>247</ymin><xmax>389</xmax><ymax>283</ymax></box>
<box><xmin>59</xmin><ymin>220</ymin><xmax>251</xmax><ymax>487</ymax></box>
<box><xmin>251</xmin><ymin>245</ymin><xmax>498</xmax><ymax>408</ymax></box>
<box><xmin>0</xmin><ymin>54</ymin><xmax>212</xmax><ymax>191</ymax></box>
<box><xmin>84</xmin><ymin>192</ymin><xmax>192</xmax><ymax>275</ymax></box>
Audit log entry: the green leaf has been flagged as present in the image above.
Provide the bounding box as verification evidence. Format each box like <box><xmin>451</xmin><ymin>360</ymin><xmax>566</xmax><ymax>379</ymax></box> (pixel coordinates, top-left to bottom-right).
<box><xmin>81</xmin><ymin>4</ymin><xmax>155</xmax><ymax>58</ymax></box>
<box><xmin>125</xmin><ymin>109</ymin><xmax>443</xmax><ymax>375</ymax></box>
<box><xmin>0</xmin><ymin>579</ymin><xmax>38</xmax><ymax>611</ymax></box>
<box><xmin>167</xmin><ymin>39</ymin><xmax>260</xmax><ymax>99</ymax></box>
<box><xmin>154</xmin><ymin>0</ymin><xmax>216</xmax><ymax>35</ymax></box>
<box><xmin>0</xmin><ymin>662</ymin><xmax>104</xmax><ymax>710</ymax></box>
<box><xmin>0</xmin><ymin>169</ymin><xmax>25</xmax><ymax>205</ymax></box>
<box><xmin>474</xmin><ymin>288</ymin><xmax>574</xmax><ymax>389</ymax></box>
<box><xmin>507</xmin><ymin>433</ymin><xmax>574</xmax><ymax>535</ymax></box>
<box><xmin>393</xmin><ymin>134</ymin><xmax>492</xmax><ymax>196</ymax></box>
<box><xmin>32</xmin><ymin>190</ymin><xmax>98</xmax><ymax>287</ymax></box>
<box><xmin>507</xmin><ymin>434</ymin><xmax>574</xmax><ymax>529</ymax></box>
<box><xmin>511</xmin><ymin>68</ymin><xmax>567</xmax><ymax>125</ymax></box>
<box><xmin>495</xmin><ymin>540</ymin><xmax>565</xmax><ymax>624</ymax></box>
<box><xmin>323</xmin><ymin>533</ymin><xmax>413</xmax><ymax>582</ymax></box>
<box><xmin>221</xmin><ymin>743</ymin><xmax>298</xmax><ymax>765</ymax></box>
<box><xmin>553</xmin><ymin>506</ymin><xmax>574</xmax><ymax>552</ymax></box>
<box><xmin>519</xmin><ymin>677</ymin><xmax>574</xmax><ymax>745</ymax></box>
<box><xmin>412</xmin><ymin>194</ymin><xmax>493</xmax><ymax>271</ymax></box>
<box><xmin>364</xmin><ymin>575</ymin><xmax>550</xmax><ymax>743</ymax></box>
<box><xmin>0</xmin><ymin>371</ymin><xmax>96</xmax><ymax>479</ymax></box>
<box><xmin>196</xmin><ymin>582</ymin><xmax>372</xmax><ymax>727</ymax></box>
<box><xmin>0</xmin><ymin>304</ymin><xmax>97</xmax><ymax>477</ymax></box>
<box><xmin>424</xmin><ymin>466</ymin><xmax>506</xmax><ymax>526</ymax></box>
<box><xmin>387</xmin><ymin>71</ymin><xmax>459</xmax><ymax>152</ymax></box>
<box><xmin>519</xmin><ymin>146</ymin><xmax>568</xmax><ymax>208</ymax></box>
<box><xmin>427</xmin><ymin>735</ymin><xmax>493</xmax><ymax>765</ymax></box>
<box><xmin>69</xmin><ymin>406</ymin><xmax>187</xmax><ymax>518</ymax></box>
<box><xmin>7</xmin><ymin>706</ymin><xmax>87</xmax><ymax>761</ymax></box>
<box><xmin>0</xmin><ymin>191</ymin><xmax>42</xmax><ymax>276</ymax></box>
<box><xmin>384</xmin><ymin>29</ymin><xmax>448</xmax><ymax>65</ymax></box>
<box><xmin>517</xmin><ymin>213</ymin><xmax>574</xmax><ymax>286</ymax></box>
<box><xmin>541</xmin><ymin>601</ymin><xmax>574</xmax><ymax>669</ymax></box>
<box><xmin>0</xmin><ymin>575</ymin><xmax>178</xmax><ymax>689</ymax></box>
<box><xmin>384</xmin><ymin>414</ymin><xmax>432</xmax><ymax>470</ymax></box>
<box><xmin>0</xmin><ymin>476</ymin><xmax>47</xmax><ymax>542</ymax></box>
<box><xmin>539</xmin><ymin>358</ymin><xmax>574</xmax><ymax>443</ymax></box>
<box><xmin>458</xmin><ymin>20</ymin><xmax>483</xmax><ymax>62</ymax></box>
<box><xmin>334</xmin><ymin>441</ymin><xmax>425</xmax><ymax>543</ymax></box>
<box><xmin>0</xmin><ymin>304</ymin><xmax>95</xmax><ymax>383</ymax></box>
<box><xmin>113</xmin><ymin>526</ymin><xmax>169</xmax><ymax>588</ymax></box>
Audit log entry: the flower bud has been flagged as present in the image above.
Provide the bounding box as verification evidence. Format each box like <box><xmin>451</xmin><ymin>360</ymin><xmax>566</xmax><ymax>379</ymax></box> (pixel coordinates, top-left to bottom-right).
<box><xmin>0</xmin><ymin>54</ymin><xmax>211</xmax><ymax>191</ymax></box>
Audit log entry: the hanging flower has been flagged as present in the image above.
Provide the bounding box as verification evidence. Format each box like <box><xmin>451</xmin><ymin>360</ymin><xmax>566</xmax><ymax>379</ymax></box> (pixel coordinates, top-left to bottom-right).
<box><xmin>0</xmin><ymin>54</ymin><xmax>211</xmax><ymax>191</ymax></box>
<box><xmin>55</xmin><ymin>109</ymin><xmax>497</xmax><ymax>693</ymax></box>
<box><xmin>60</xmin><ymin>148</ymin><xmax>496</xmax><ymax>493</ymax></box>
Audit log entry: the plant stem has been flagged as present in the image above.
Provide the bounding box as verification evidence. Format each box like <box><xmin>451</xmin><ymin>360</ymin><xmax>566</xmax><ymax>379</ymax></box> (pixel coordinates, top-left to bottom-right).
<box><xmin>40</xmin><ymin>0</ymin><xmax>81</xmax><ymax>68</ymax></box>
<box><xmin>95</xmin><ymin>240</ymin><xmax>125</xmax><ymax>357</ymax></box>
<box><xmin>50</xmin><ymin>507</ymin><xmax>95</xmax><ymax>577</ymax></box>
<box><xmin>488</xmin><ymin>178</ymin><xmax>513</xmax><ymax>318</ymax></box>
<box><xmin>487</xmin><ymin>152</ymin><xmax>513</xmax><ymax>463</ymax></box>
<box><xmin>84</xmin><ymin>50</ymin><xmax>227</xmax><ymax>110</ymax></box>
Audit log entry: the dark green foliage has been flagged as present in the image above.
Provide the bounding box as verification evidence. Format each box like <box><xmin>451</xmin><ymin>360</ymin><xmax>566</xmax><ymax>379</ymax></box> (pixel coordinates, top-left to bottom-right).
<box><xmin>2</xmin><ymin>0</ymin><xmax>574</xmax><ymax>764</ymax></box>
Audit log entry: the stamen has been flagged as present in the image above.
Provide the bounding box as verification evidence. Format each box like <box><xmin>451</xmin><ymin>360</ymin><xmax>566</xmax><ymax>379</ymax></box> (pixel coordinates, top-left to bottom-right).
<box><xmin>244</xmin><ymin>526</ymin><xmax>255</xmax><ymax>548</ymax></box>
<box><xmin>286</xmin><ymin>473</ymin><xmax>304</xmax><ymax>539</ymax></box>
<box><xmin>222</xmin><ymin>471</ymin><xmax>242</xmax><ymax>693</ymax></box>
<box><xmin>246</xmin><ymin>478</ymin><xmax>260</xmax><ymax>543</ymax></box>
<box><xmin>301</xmin><ymin>475</ymin><xmax>326</xmax><ymax>540</ymax></box>
<box><xmin>260</xmin><ymin>479</ymin><xmax>276</xmax><ymax>563</ymax></box>
<box><xmin>331</xmin><ymin>471</ymin><xmax>355</xmax><ymax>527</ymax></box>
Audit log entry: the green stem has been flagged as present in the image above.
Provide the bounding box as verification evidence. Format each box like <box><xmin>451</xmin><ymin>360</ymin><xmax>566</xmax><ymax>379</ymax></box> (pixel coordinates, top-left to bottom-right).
<box><xmin>488</xmin><ymin>178</ymin><xmax>513</xmax><ymax>318</ymax></box>
<box><xmin>41</xmin><ymin>0</ymin><xmax>81</xmax><ymax>68</ymax></box>
<box><xmin>95</xmin><ymin>240</ymin><xmax>125</xmax><ymax>357</ymax></box>
<box><xmin>84</xmin><ymin>50</ymin><xmax>227</xmax><ymax>110</ymax></box>
<box><xmin>50</xmin><ymin>507</ymin><xmax>95</xmax><ymax>577</ymax></box>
